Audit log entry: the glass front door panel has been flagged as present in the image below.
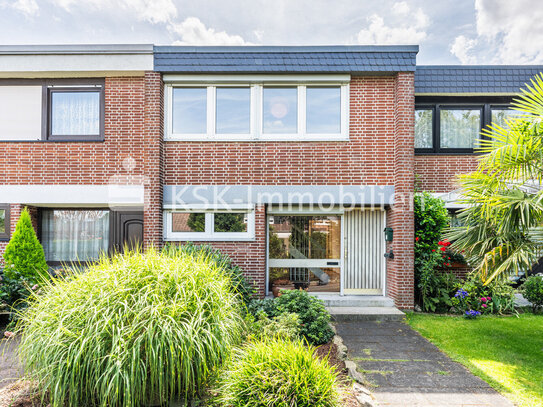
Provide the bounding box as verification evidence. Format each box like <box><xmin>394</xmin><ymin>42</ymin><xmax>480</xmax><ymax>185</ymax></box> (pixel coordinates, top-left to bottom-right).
<box><xmin>268</xmin><ymin>215</ymin><xmax>341</xmax><ymax>293</ymax></box>
<box><xmin>269</xmin><ymin>267</ymin><xmax>340</xmax><ymax>292</ymax></box>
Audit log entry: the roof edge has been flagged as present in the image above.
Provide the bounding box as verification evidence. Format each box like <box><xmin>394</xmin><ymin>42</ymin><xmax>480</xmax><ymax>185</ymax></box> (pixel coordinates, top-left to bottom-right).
<box><xmin>417</xmin><ymin>64</ymin><xmax>543</xmax><ymax>69</ymax></box>
<box><xmin>154</xmin><ymin>45</ymin><xmax>419</xmax><ymax>53</ymax></box>
<box><xmin>0</xmin><ymin>44</ymin><xmax>154</xmax><ymax>55</ymax></box>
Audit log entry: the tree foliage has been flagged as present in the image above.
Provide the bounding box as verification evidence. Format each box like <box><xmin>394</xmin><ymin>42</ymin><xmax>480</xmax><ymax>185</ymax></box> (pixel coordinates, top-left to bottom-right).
<box><xmin>3</xmin><ymin>208</ymin><xmax>48</xmax><ymax>284</ymax></box>
<box><xmin>447</xmin><ymin>74</ymin><xmax>543</xmax><ymax>284</ymax></box>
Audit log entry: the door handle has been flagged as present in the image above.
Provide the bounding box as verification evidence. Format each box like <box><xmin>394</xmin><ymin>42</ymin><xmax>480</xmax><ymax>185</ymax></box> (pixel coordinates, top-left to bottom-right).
<box><xmin>327</xmin><ymin>261</ymin><xmax>339</xmax><ymax>266</ymax></box>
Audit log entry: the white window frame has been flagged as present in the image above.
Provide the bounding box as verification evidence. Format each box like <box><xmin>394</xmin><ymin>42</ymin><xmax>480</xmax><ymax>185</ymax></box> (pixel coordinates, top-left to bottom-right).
<box><xmin>164</xmin><ymin>74</ymin><xmax>350</xmax><ymax>142</ymax></box>
<box><xmin>164</xmin><ymin>207</ymin><xmax>256</xmax><ymax>241</ymax></box>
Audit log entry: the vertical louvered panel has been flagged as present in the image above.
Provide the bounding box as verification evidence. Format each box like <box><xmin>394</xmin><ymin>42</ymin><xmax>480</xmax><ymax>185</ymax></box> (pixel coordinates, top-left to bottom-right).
<box><xmin>344</xmin><ymin>209</ymin><xmax>384</xmax><ymax>295</ymax></box>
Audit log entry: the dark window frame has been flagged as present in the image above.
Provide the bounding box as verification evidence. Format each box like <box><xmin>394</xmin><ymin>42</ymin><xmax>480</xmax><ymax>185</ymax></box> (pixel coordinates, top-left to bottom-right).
<box><xmin>0</xmin><ymin>204</ymin><xmax>10</xmax><ymax>241</ymax></box>
<box><xmin>0</xmin><ymin>78</ymin><xmax>105</xmax><ymax>143</ymax></box>
<box><xmin>415</xmin><ymin>96</ymin><xmax>514</xmax><ymax>155</ymax></box>
<box><xmin>46</xmin><ymin>83</ymin><xmax>105</xmax><ymax>142</ymax></box>
<box><xmin>39</xmin><ymin>208</ymin><xmax>113</xmax><ymax>267</ymax></box>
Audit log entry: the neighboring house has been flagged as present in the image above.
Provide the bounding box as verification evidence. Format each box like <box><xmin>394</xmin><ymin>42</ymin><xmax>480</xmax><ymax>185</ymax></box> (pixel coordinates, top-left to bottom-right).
<box><xmin>1</xmin><ymin>45</ymin><xmax>541</xmax><ymax>309</ymax></box>
<box><xmin>0</xmin><ymin>45</ymin><xmax>161</xmax><ymax>267</ymax></box>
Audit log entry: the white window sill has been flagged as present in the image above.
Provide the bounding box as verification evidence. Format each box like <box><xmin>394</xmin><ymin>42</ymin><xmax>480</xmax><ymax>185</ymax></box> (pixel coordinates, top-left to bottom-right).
<box><xmin>165</xmin><ymin>135</ymin><xmax>350</xmax><ymax>142</ymax></box>
<box><xmin>164</xmin><ymin>236</ymin><xmax>256</xmax><ymax>242</ymax></box>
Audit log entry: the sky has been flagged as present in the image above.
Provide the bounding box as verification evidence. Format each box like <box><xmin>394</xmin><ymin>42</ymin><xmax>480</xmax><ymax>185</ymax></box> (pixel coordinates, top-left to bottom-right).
<box><xmin>1</xmin><ymin>0</ymin><xmax>543</xmax><ymax>65</ymax></box>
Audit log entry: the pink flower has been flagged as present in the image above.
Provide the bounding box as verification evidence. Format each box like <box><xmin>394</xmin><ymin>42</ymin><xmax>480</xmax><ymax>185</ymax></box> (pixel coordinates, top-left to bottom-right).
<box><xmin>31</xmin><ymin>284</ymin><xmax>39</xmax><ymax>290</ymax></box>
<box><xmin>4</xmin><ymin>331</ymin><xmax>14</xmax><ymax>338</ymax></box>
<box><xmin>481</xmin><ymin>297</ymin><xmax>487</xmax><ymax>302</ymax></box>
<box><xmin>486</xmin><ymin>297</ymin><xmax>491</xmax><ymax>301</ymax></box>
<box><xmin>482</xmin><ymin>304</ymin><xmax>488</xmax><ymax>308</ymax></box>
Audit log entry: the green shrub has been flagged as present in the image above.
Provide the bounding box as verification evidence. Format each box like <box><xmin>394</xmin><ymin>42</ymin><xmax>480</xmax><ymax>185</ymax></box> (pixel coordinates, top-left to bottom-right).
<box><xmin>214</xmin><ymin>338</ymin><xmax>340</xmax><ymax>407</ymax></box>
<box><xmin>17</xmin><ymin>249</ymin><xmax>245</xmax><ymax>407</ymax></box>
<box><xmin>452</xmin><ymin>273</ymin><xmax>516</xmax><ymax>315</ymax></box>
<box><xmin>272</xmin><ymin>290</ymin><xmax>334</xmax><ymax>345</ymax></box>
<box><xmin>523</xmin><ymin>275</ymin><xmax>543</xmax><ymax>312</ymax></box>
<box><xmin>163</xmin><ymin>243</ymin><xmax>255</xmax><ymax>305</ymax></box>
<box><xmin>246</xmin><ymin>297</ymin><xmax>276</xmax><ymax>316</ymax></box>
<box><xmin>3</xmin><ymin>208</ymin><xmax>48</xmax><ymax>283</ymax></box>
<box><xmin>245</xmin><ymin>311</ymin><xmax>301</xmax><ymax>341</ymax></box>
<box><xmin>1</xmin><ymin>208</ymin><xmax>48</xmax><ymax>308</ymax></box>
<box><xmin>414</xmin><ymin>192</ymin><xmax>449</xmax><ymax>271</ymax></box>
<box><xmin>418</xmin><ymin>250</ymin><xmax>459</xmax><ymax>312</ymax></box>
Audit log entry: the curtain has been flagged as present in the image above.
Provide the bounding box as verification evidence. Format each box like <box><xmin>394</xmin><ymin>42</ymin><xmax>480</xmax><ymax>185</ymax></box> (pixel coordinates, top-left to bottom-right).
<box><xmin>51</xmin><ymin>91</ymin><xmax>100</xmax><ymax>136</ymax></box>
<box><xmin>42</xmin><ymin>210</ymin><xmax>109</xmax><ymax>262</ymax></box>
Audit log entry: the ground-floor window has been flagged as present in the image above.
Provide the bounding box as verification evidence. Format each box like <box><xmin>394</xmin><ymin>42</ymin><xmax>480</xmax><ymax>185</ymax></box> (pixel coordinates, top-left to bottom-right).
<box><xmin>41</xmin><ymin>209</ymin><xmax>110</xmax><ymax>262</ymax></box>
<box><xmin>164</xmin><ymin>208</ymin><xmax>255</xmax><ymax>241</ymax></box>
<box><xmin>0</xmin><ymin>204</ymin><xmax>9</xmax><ymax>240</ymax></box>
<box><xmin>268</xmin><ymin>215</ymin><xmax>342</xmax><ymax>293</ymax></box>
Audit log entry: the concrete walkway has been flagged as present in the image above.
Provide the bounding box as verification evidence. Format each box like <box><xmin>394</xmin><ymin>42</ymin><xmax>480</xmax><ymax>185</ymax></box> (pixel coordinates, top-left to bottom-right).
<box><xmin>0</xmin><ymin>338</ymin><xmax>21</xmax><ymax>389</ymax></box>
<box><xmin>336</xmin><ymin>321</ymin><xmax>515</xmax><ymax>407</ymax></box>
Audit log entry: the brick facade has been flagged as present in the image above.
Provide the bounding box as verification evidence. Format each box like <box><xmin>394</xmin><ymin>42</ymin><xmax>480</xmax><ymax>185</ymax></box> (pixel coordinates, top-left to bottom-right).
<box><xmin>163</xmin><ymin>74</ymin><xmax>416</xmax><ymax>308</ymax></box>
<box><xmin>414</xmin><ymin>155</ymin><xmax>478</xmax><ymax>193</ymax></box>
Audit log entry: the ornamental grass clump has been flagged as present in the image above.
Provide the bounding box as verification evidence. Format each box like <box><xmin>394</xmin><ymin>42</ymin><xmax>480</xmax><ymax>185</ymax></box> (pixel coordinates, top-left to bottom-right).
<box><xmin>214</xmin><ymin>338</ymin><xmax>340</xmax><ymax>407</ymax></box>
<box><xmin>16</xmin><ymin>248</ymin><xmax>245</xmax><ymax>407</ymax></box>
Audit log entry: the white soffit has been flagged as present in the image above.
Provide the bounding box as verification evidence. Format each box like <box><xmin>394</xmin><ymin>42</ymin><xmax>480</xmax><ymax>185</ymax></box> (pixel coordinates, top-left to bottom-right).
<box><xmin>0</xmin><ymin>185</ymin><xmax>145</xmax><ymax>207</ymax></box>
<box><xmin>0</xmin><ymin>44</ymin><xmax>154</xmax><ymax>77</ymax></box>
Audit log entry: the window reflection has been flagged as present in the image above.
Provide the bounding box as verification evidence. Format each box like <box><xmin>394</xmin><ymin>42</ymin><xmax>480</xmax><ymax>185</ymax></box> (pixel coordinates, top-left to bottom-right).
<box><xmin>415</xmin><ymin>109</ymin><xmax>433</xmax><ymax>148</ymax></box>
<box><xmin>263</xmin><ymin>87</ymin><xmax>297</xmax><ymax>134</ymax></box>
<box><xmin>216</xmin><ymin>87</ymin><xmax>251</xmax><ymax>134</ymax></box>
<box><xmin>172</xmin><ymin>213</ymin><xmax>205</xmax><ymax>233</ymax></box>
<box><xmin>172</xmin><ymin>88</ymin><xmax>207</xmax><ymax>134</ymax></box>
<box><xmin>214</xmin><ymin>213</ymin><xmax>248</xmax><ymax>233</ymax></box>
<box><xmin>491</xmin><ymin>108</ymin><xmax>518</xmax><ymax>128</ymax></box>
<box><xmin>306</xmin><ymin>87</ymin><xmax>341</xmax><ymax>134</ymax></box>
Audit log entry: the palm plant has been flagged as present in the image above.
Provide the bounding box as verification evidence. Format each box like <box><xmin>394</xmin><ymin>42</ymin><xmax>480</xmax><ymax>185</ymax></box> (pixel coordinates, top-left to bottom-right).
<box><xmin>447</xmin><ymin>74</ymin><xmax>543</xmax><ymax>284</ymax></box>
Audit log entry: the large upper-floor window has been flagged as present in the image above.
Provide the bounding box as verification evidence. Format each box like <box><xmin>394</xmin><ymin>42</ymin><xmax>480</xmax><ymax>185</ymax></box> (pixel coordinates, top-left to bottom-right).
<box><xmin>0</xmin><ymin>79</ymin><xmax>104</xmax><ymax>142</ymax></box>
<box><xmin>165</xmin><ymin>77</ymin><xmax>349</xmax><ymax>141</ymax></box>
<box><xmin>415</xmin><ymin>96</ymin><xmax>515</xmax><ymax>154</ymax></box>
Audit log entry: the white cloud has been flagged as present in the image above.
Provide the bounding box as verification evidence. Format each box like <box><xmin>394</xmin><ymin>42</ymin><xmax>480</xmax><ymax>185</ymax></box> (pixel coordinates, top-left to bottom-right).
<box><xmin>391</xmin><ymin>1</ymin><xmax>409</xmax><ymax>16</ymax></box>
<box><xmin>356</xmin><ymin>2</ymin><xmax>429</xmax><ymax>45</ymax></box>
<box><xmin>169</xmin><ymin>17</ymin><xmax>251</xmax><ymax>45</ymax></box>
<box><xmin>11</xmin><ymin>0</ymin><xmax>38</xmax><ymax>16</ymax></box>
<box><xmin>49</xmin><ymin>0</ymin><xmax>177</xmax><ymax>24</ymax></box>
<box><xmin>450</xmin><ymin>0</ymin><xmax>543</xmax><ymax>64</ymax></box>
<box><xmin>450</xmin><ymin>35</ymin><xmax>478</xmax><ymax>64</ymax></box>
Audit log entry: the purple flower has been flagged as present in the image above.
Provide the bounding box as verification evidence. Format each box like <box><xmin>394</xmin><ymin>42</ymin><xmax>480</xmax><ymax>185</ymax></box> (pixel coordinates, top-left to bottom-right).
<box><xmin>454</xmin><ymin>289</ymin><xmax>468</xmax><ymax>299</ymax></box>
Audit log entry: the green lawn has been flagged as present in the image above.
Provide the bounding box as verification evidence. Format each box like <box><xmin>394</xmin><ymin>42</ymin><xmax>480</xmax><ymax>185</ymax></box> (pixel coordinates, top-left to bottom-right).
<box><xmin>407</xmin><ymin>313</ymin><xmax>543</xmax><ymax>407</ymax></box>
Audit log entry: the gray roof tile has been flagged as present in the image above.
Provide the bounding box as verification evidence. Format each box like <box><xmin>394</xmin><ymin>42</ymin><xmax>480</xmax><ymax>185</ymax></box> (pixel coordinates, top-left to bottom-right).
<box><xmin>154</xmin><ymin>45</ymin><xmax>418</xmax><ymax>73</ymax></box>
<box><xmin>416</xmin><ymin>65</ymin><xmax>543</xmax><ymax>94</ymax></box>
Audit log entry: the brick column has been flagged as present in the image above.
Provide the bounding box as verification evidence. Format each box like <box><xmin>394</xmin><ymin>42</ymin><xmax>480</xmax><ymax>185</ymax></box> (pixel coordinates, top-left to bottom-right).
<box><xmin>386</xmin><ymin>72</ymin><xmax>415</xmax><ymax>309</ymax></box>
<box><xmin>142</xmin><ymin>72</ymin><xmax>164</xmax><ymax>250</ymax></box>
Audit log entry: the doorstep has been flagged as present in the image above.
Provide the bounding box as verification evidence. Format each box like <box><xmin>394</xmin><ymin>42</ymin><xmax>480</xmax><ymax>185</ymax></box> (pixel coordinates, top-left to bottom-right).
<box><xmin>327</xmin><ymin>306</ymin><xmax>405</xmax><ymax>322</ymax></box>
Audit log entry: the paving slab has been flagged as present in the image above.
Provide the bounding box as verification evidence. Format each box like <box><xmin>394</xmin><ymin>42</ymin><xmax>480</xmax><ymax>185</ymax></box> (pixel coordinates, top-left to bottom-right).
<box><xmin>336</xmin><ymin>320</ymin><xmax>516</xmax><ymax>407</ymax></box>
<box><xmin>0</xmin><ymin>338</ymin><xmax>21</xmax><ymax>389</ymax></box>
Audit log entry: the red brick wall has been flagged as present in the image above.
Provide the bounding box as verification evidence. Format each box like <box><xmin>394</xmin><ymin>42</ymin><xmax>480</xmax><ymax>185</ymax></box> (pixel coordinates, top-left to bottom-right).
<box><xmin>164</xmin><ymin>76</ymin><xmax>397</xmax><ymax>185</ymax></box>
<box><xmin>415</xmin><ymin>155</ymin><xmax>478</xmax><ymax>193</ymax></box>
<box><xmin>143</xmin><ymin>72</ymin><xmax>164</xmax><ymax>249</ymax></box>
<box><xmin>386</xmin><ymin>72</ymin><xmax>415</xmax><ymax>309</ymax></box>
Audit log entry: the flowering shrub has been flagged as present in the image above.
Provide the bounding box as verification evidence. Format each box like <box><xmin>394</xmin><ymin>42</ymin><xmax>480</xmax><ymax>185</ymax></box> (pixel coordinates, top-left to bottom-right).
<box><xmin>452</xmin><ymin>274</ymin><xmax>516</xmax><ymax>315</ymax></box>
<box><xmin>464</xmin><ymin>310</ymin><xmax>481</xmax><ymax>319</ymax></box>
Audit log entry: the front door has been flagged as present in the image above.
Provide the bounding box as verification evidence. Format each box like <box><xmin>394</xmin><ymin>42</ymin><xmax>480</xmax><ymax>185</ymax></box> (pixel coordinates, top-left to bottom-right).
<box><xmin>112</xmin><ymin>211</ymin><xmax>144</xmax><ymax>252</ymax></box>
<box><xmin>268</xmin><ymin>214</ymin><xmax>342</xmax><ymax>294</ymax></box>
<box><xmin>343</xmin><ymin>209</ymin><xmax>385</xmax><ymax>295</ymax></box>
